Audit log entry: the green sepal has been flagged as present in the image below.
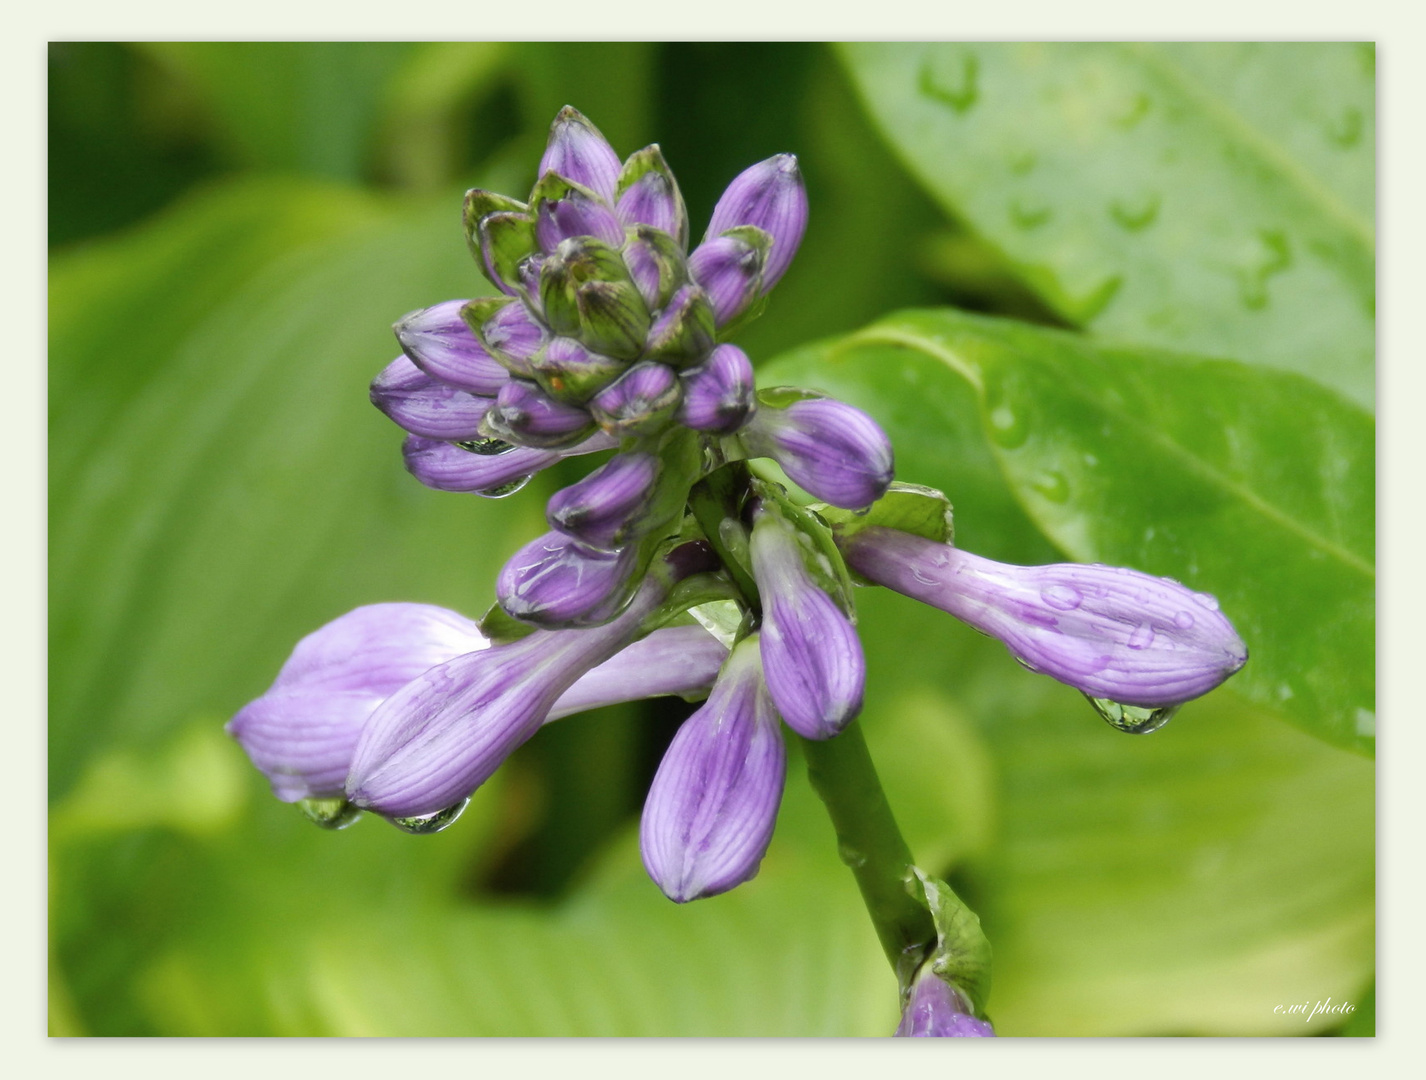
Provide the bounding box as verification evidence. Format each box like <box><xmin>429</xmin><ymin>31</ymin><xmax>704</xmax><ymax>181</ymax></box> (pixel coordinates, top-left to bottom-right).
<box><xmin>576</xmin><ymin>281</ymin><xmax>652</xmax><ymax>361</ymax></box>
<box><xmin>538</xmin><ymin>257</ymin><xmax>582</xmax><ymax>336</ymax></box>
<box><xmin>541</xmin><ymin>237</ymin><xmax>638</xmax><ymax>339</ymax></box>
<box><xmin>616</xmin><ymin>145</ymin><xmax>689</xmax><ymax>247</ymax></box>
<box><xmin>527</xmin><ymin>170</ymin><xmax>609</xmax><ymax>220</ymax></box>
<box><xmin>459</xmin><ymin>297</ymin><xmax>534</xmax><ymax>377</ymax></box>
<box><xmin>644</xmin><ymin>285</ymin><xmax>716</xmax><ymax>367</ymax></box>
<box><xmin>556</xmin><ymin>234</ymin><xmax>633</xmax><ymax>286</ymax></box>
<box><xmin>750</xmin><ymin>476</ymin><xmax>858</xmax><ymax>620</ymax></box>
<box><xmin>462</xmin><ymin>188</ymin><xmax>527</xmax><ymax>259</ymax></box>
<box><xmin>622</xmin><ymin>225</ymin><xmax>690</xmax><ymax>311</ymax></box>
<box><xmin>478</xmin><ymin>599</ymin><xmax>538</xmax><ymax>644</ymax></box>
<box><xmin>476</xmin><ymin>211</ymin><xmax>537</xmax><ymax>294</ymax></box>
<box><xmin>816</xmin><ymin>482</ymin><xmax>956</xmax><ymax>586</ymax></box>
<box><xmin>909</xmin><ymin>867</ymin><xmax>993</xmax><ymax>1017</ymax></box>
<box><xmin>708</xmin><ymin>225</ymin><xmax>772</xmax><ymax>338</ymax></box>
<box><xmin>531</xmin><ymin>339</ymin><xmax>626</xmax><ymax>404</ymax></box>
<box><xmin>755</xmin><ymin>385</ymin><xmax>826</xmax><ymax>410</ymax></box>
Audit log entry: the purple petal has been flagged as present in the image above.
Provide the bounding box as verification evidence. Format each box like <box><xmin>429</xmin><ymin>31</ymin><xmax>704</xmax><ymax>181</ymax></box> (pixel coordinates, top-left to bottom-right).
<box><xmin>742</xmin><ymin>397</ymin><xmax>894</xmax><ymax>509</ymax></box>
<box><xmin>227</xmin><ymin>604</ymin><xmax>486</xmax><ymax>802</ymax></box>
<box><xmin>394</xmin><ymin>300</ymin><xmax>509</xmax><ymax>396</ymax></box>
<box><xmin>480</xmin><ymin>301</ymin><xmax>547</xmax><ymax>371</ymax></box>
<box><xmin>750</xmin><ymin>511</ymin><xmax>865</xmax><ymax>739</ymax></box>
<box><xmin>403</xmin><ymin>431</ymin><xmax>617</xmax><ymax>495</ymax></box>
<box><xmin>677</xmin><ymin>343</ymin><xmax>756</xmax><ymax>433</ymax></box>
<box><xmin>706</xmin><ymin>154</ymin><xmax>808</xmax><ymax>291</ymax></box>
<box><xmin>346</xmin><ymin>576</ymin><xmax>668</xmax><ymax>818</ymax></box>
<box><xmin>484</xmin><ymin>379</ymin><xmax>596</xmax><ymax>449</ymax></box>
<box><xmin>640</xmin><ymin>637</ymin><xmax>786</xmax><ymax>902</ymax></box>
<box><xmin>617</xmin><ymin>169</ymin><xmax>683</xmax><ymax>239</ymax></box>
<box><xmin>370</xmin><ymin>356</ymin><xmax>493</xmax><ymax>440</ymax></box>
<box><xmin>687</xmin><ymin>235</ymin><xmax>761</xmax><ymax>327</ymax></box>
<box><xmin>535</xmin><ymin>190</ymin><xmax>626</xmax><ymax>252</ymax></box>
<box><xmin>839</xmin><ymin>528</ymin><xmax>1249</xmax><ymax>707</ymax></box>
<box><xmin>549</xmin><ymin>625</ymin><xmax>729</xmax><ymax>720</ymax></box>
<box><xmin>895</xmin><ymin>974</ymin><xmax>997</xmax><ymax>1038</ymax></box>
<box><xmin>496</xmin><ymin>530</ymin><xmax>641</xmax><ymax>628</ymax></box>
<box><xmin>546</xmin><ymin>450</ymin><xmax>662</xmax><ymax>549</ymax></box>
<box><xmin>589</xmin><ymin>361</ymin><xmax>682</xmax><ymax>436</ymax></box>
<box><xmin>538</xmin><ymin>107</ymin><xmax>621</xmax><ymax>206</ymax></box>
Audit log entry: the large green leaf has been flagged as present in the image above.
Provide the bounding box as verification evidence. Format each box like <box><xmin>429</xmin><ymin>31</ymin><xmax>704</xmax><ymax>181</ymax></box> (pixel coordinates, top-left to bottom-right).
<box><xmin>762</xmin><ymin>309</ymin><xmax>1374</xmax><ymax>755</ymax></box>
<box><xmin>838</xmin><ymin>43</ymin><xmax>1375</xmax><ymax>410</ymax></box>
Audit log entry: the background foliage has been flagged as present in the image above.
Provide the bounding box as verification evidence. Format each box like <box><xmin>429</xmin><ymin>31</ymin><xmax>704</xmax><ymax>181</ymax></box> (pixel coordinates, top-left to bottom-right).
<box><xmin>49</xmin><ymin>41</ymin><xmax>1374</xmax><ymax>1036</ymax></box>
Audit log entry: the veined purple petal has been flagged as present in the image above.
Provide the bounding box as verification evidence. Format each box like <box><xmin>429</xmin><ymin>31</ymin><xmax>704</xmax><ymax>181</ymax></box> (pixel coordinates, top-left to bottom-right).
<box><xmin>589</xmin><ymin>361</ymin><xmax>682</xmax><ymax>436</ymax></box>
<box><xmin>677</xmin><ymin>343</ymin><xmax>756</xmax><ymax>433</ymax></box>
<box><xmin>750</xmin><ymin>511</ymin><xmax>865</xmax><ymax>739</ymax></box>
<box><xmin>687</xmin><ymin>234</ymin><xmax>761</xmax><ymax>327</ymax></box>
<box><xmin>539</xmin><ymin>106</ymin><xmax>621</xmax><ymax>206</ymax></box>
<box><xmin>535</xmin><ymin>191</ymin><xmax>626</xmax><ymax>251</ymax></box>
<box><xmin>617</xmin><ymin>169</ymin><xmax>683</xmax><ymax>239</ymax></box>
<box><xmin>484</xmin><ymin>379</ymin><xmax>595</xmax><ymax>449</ymax></box>
<box><xmin>706</xmin><ymin>154</ymin><xmax>807</xmax><ymax>291</ymax></box>
<box><xmin>839</xmin><ymin>528</ymin><xmax>1249</xmax><ymax>707</ymax></box>
<box><xmin>895</xmin><ymin>973</ymin><xmax>997</xmax><ymax>1038</ymax></box>
<box><xmin>546</xmin><ymin>450</ymin><xmax>662</xmax><ymax>549</ymax></box>
<box><xmin>394</xmin><ymin>300</ymin><xmax>509</xmax><ymax>396</ymax></box>
<box><xmin>227</xmin><ymin>604</ymin><xmax>487</xmax><ymax>802</ymax></box>
<box><xmin>742</xmin><ymin>397</ymin><xmax>894</xmax><ymax>509</ymax></box>
<box><xmin>481</xmin><ymin>300</ymin><xmax>547</xmax><ymax>370</ymax></box>
<box><xmin>497</xmin><ymin>530</ymin><xmax>641</xmax><ymax>628</ymax></box>
<box><xmin>403</xmin><ymin>436</ymin><xmax>558</xmax><ymax>495</ymax></box>
<box><xmin>548</xmin><ymin>625</ymin><xmax>729</xmax><ymax>720</ymax></box>
<box><xmin>370</xmin><ymin>356</ymin><xmax>492</xmax><ymax>440</ymax></box>
<box><xmin>347</xmin><ymin>576</ymin><xmax>668</xmax><ymax>818</ymax></box>
<box><xmin>640</xmin><ymin>636</ymin><xmax>786</xmax><ymax>902</ymax></box>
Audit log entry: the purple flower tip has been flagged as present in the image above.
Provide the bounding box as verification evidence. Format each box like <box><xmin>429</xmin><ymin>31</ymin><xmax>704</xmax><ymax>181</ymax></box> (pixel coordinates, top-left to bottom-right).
<box><xmin>484</xmin><ymin>378</ymin><xmax>595</xmax><ymax>449</ymax></box>
<box><xmin>640</xmin><ymin>636</ymin><xmax>786</xmax><ymax>902</ymax></box>
<box><xmin>394</xmin><ymin>300</ymin><xmax>509</xmax><ymax>397</ymax></box>
<box><xmin>840</xmin><ymin>527</ymin><xmax>1249</xmax><ymax>707</ymax></box>
<box><xmin>742</xmin><ymin>397</ymin><xmax>895</xmax><ymax>510</ymax></box>
<box><xmin>895</xmin><ymin>972</ymin><xmax>997</xmax><ymax>1038</ymax></box>
<box><xmin>750</xmin><ymin>508</ymin><xmax>865</xmax><ymax>740</ymax></box>
<box><xmin>496</xmin><ymin>529</ymin><xmax>640</xmax><ymax>628</ymax></box>
<box><xmin>589</xmin><ymin>361</ymin><xmax>682</xmax><ymax>436</ymax></box>
<box><xmin>677</xmin><ymin>344</ymin><xmax>756</xmax><ymax>433</ymax></box>
<box><xmin>370</xmin><ymin>355</ymin><xmax>493</xmax><ymax>440</ymax></box>
<box><xmin>707</xmin><ymin>153</ymin><xmax>808</xmax><ymax>291</ymax></box>
<box><xmin>539</xmin><ymin>106</ymin><xmax>621</xmax><ymax>206</ymax></box>
<box><xmin>687</xmin><ymin>234</ymin><xmax>762</xmax><ymax>328</ymax></box>
<box><xmin>546</xmin><ymin>450</ymin><xmax>663</xmax><ymax>550</ymax></box>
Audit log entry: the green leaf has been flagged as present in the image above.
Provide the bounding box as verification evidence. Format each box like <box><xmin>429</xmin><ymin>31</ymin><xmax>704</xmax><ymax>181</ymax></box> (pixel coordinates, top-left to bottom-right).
<box><xmin>818</xmin><ymin>482</ymin><xmax>956</xmax><ymax>545</ymax></box>
<box><xmin>838</xmin><ymin>43</ymin><xmax>1375</xmax><ymax>411</ymax></box>
<box><xmin>762</xmin><ymin>308</ymin><xmax>1374</xmax><ymax>755</ymax></box>
<box><xmin>911</xmin><ymin>867</ymin><xmax>993</xmax><ymax>1016</ymax></box>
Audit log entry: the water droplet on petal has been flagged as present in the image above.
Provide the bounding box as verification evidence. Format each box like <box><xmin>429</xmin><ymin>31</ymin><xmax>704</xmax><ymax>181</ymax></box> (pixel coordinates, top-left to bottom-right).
<box><xmin>389</xmin><ymin>797</ymin><xmax>471</xmax><ymax>835</ymax></box>
<box><xmin>1127</xmin><ymin>623</ymin><xmax>1155</xmax><ymax>650</ymax></box>
<box><xmin>456</xmin><ymin>437</ymin><xmax>518</xmax><ymax>456</ymax></box>
<box><xmin>1193</xmin><ymin>591</ymin><xmax>1220</xmax><ymax>611</ymax></box>
<box><xmin>298</xmin><ymin>797</ymin><xmax>363</xmax><ymax>830</ymax></box>
<box><xmin>1173</xmin><ymin>610</ymin><xmax>1195</xmax><ymax>629</ymax></box>
<box><xmin>1085</xmin><ymin>695</ymin><xmax>1180</xmax><ymax>735</ymax></box>
<box><xmin>477</xmin><ymin>474</ymin><xmax>534</xmax><ymax>498</ymax></box>
<box><xmin>1040</xmin><ymin>584</ymin><xmax>1082</xmax><ymax>611</ymax></box>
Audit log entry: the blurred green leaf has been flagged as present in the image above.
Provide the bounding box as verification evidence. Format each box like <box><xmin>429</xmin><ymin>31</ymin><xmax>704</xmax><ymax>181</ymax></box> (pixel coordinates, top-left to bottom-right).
<box><xmin>839</xmin><ymin>43</ymin><xmax>1375</xmax><ymax>410</ymax></box>
<box><xmin>764</xmin><ymin>309</ymin><xmax>1374</xmax><ymax>755</ymax></box>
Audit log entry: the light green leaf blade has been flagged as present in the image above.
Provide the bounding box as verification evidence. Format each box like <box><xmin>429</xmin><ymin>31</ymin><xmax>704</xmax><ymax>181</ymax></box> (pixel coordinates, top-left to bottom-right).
<box><xmin>762</xmin><ymin>308</ymin><xmax>1374</xmax><ymax>755</ymax></box>
<box><xmin>838</xmin><ymin>42</ymin><xmax>1375</xmax><ymax>410</ymax></box>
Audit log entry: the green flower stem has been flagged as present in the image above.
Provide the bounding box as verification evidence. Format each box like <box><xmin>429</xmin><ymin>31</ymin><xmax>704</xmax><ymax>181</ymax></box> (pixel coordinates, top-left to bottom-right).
<box><xmin>800</xmin><ymin>720</ymin><xmax>937</xmax><ymax>990</ymax></box>
<box><xmin>687</xmin><ymin>463</ymin><xmax>760</xmax><ymax>609</ymax></box>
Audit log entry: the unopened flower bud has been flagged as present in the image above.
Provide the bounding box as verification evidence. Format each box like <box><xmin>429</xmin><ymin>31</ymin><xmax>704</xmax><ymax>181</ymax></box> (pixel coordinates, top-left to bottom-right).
<box><xmin>677</xmin><ymin>343</ymin><xmax>756</xmax><ymax>433</ymax></box>
<box><xmin>616</xmin><ymin>145</ymin><xmax>688</xmax><ymax>246</ymax></box>
<box><xmin>473</xmin><ymin>298</ymin><xmax>547</xmax><ymax>376</ymax></box>
<box><xmin>741</xmin><ymin>396</ymin><xmax>894</xmax><ymax>509</ymax></box>
<box><xmin>462</xmin><ymin>188</ymin><xmax>527</xmax><ymax>270</ymax></box>
<box><xmin>402</xmin><ymin>430</ymin><xmax>616</xmax><ymax>496</ymax></box>
<box><xmin>750</xmin><ymin>505</ymin><xmax>865</xmax><ymax>740</ymax></box>
<box><xmin>895</xmin><ymin>970</ymin><xmax>996</xmax><ymax>1038</ymax></box>
<box><xmin>546</xmin><ymin>450</ymin><xmax>664</xmax><ymax>549</ymax></box>
<box><xmin>496</xmin><ymin>529</ymin><xmax>642</xmax><ymax>628</ymax></box>
<box><xmin>640</xmin><ymin>635</ymin><xmax>786</xmax><ymax>902</ymax></box>
<box><xmin>687</xmin><ymin>228</ymin><xmax>768</xmax><ymax>327</ymax></box>
<box><xmin>576</xmin><ymin>280</ymin><xmax>651</xmax><ymax>360</ymax></box>
<box><xmin>538</xmin><ymin>106</ymin><xmax>622</xmax><ymax>207</ymax></box>
<box><xmin>706</xmin><ymin>154</ymin><xmax>808</xmax><ymax>291</ymax></box>
<box><xmin>476</xmin><ymin>210</ymin><xmax>537</xmax><ymax>296</ymax></box>
<box><xmin>549</xmin><ymin>625</ymin><xmax>728</xmax><ymax>721</ymax></box>
<box><xmin>589</xmin><ymin>361</ymin><xmax>682</xmax><ymax>436</ymax></box>
<box><xmin>370</xmin><ymin>356</ymin><xmax>492</xmax><ymax>440</ymax></box>
<box><xmin>622</xmin><ymin>225</ymin><xmax>689</xmax><ymax>311</ymax></box>
<box><xmin>838</xmin><ymin>527</ymin><xmax>1249</xmax><ymax>707</ymax></box>
<box><xmin>482</xmin><ymin>378</ymin><xmax>596</xmax><ymax>449</ymax></box>
<box><xmin>644</xmin><ymin>284</ymin><xmax>715</xmax><ymax>367</ymax></box>
<box><xmin>531</xmin><ymin>173</ymin><xmax>626</xmax><ymax>251</ymax></box>
<box><xmin>532</xmin><ymin>336</ymin><xmax>626</xmax><ymax>402</ymax></box>
<box><xmin>394</xmin><ymin>300</ymin><xmax>509</xmax><ymax>397</ymax></box>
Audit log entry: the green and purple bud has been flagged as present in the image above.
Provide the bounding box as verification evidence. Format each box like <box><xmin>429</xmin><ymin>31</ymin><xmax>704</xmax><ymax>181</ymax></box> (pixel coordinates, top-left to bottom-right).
<box><xmin>538</xmin><ymin>106</ymin><xmax>622</xmax><ymax>206</ymax></box>
<box><xmin>705</xmin><ymin>154</ymin><xmax>808</xmax><ymax>291</ymax></box>
<box><xmin>644</xmin><ymin>284</ymin><xmax>716</xmax><ymax>367</ymax></box>
<box><xmin>370</xmin><ymin>356</ymin><xmax>492</xmax><ymax>440</ymax></box>
<box><xmin>640</xmin><ymin>634</ymin><xmax>786</xmax><ymax>902</ymax></box>
<box><xmin>615</xmin><ymin>145</ymin><xmax>688</xmax><ymax>246</ymax></box>
<box><xmin>394</xmin><ymin>300</ymin><xmax>510</xmax><ymax>397</ymax></box>
<box><xmin>895</xmin><ymin>971</ymin><xmax>997</xmax><ymax>1038</ymax></box>
<box><xmin>741</xmin><ymin>396</ymin><xmax>894</xmax><ymax>509</ymax></box>
<box><xmin>589</xmin><ymin>361</ymin><xmax>683</xmax><ymax>436</ymax></box>
<box><xmin>677</xmin><ymin>343</ymin><xmax>756</xmax><ymax>433</ymax></box>
<box><xmin>482</xmin><ymin>378</ymin><xmax>596</xmax><ymax>449</ymax></box>
<box><xmin>687</xmin><ymin>227</ymin><xmax>768</xmax><ymax>328</ymax></box>
<box><xmin>496</xmin><ymin>529</ymin><xmax>642</xmax><ymax>628</ymax></box>
<box><xmin>546</xmin><ymin>450</ymin><xmax>666</xmax><ymax>550</ymax></box>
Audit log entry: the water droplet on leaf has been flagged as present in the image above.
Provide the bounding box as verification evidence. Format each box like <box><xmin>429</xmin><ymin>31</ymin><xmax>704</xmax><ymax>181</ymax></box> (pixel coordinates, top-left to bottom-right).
<box><xmin>456</xmin><ymin>437</ymin><xmax>518</xmax><ymax>456</ymax></box>
<box><xmin>1085</xmin><ymin>695</ymin><xmax>1180</xmax><ymax>734</ymax></box>
<box><xmin>389</xmin><ymin>797</ymin><xmax>471</xmax><ymax>834</ymax></box>
<box><xmin>1030</xmin><ymin>470</ymin><xmax>1069</xmax><ymax>503</ymax></box>
<box><xmin>298</xmin><ymin>797</ymin><xmax>363</xmax><ymax>830</ymax></box>
<box><xmin>919</xmin><ymin>53</ymin><xmax>979</xmax><ymax>114</ymax></box>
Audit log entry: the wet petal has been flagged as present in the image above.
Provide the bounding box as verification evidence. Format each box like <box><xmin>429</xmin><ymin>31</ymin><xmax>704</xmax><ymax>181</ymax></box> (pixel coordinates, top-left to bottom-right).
<box><xmin>370</xmin><ymin>355</ymin><xmax>492</xmax><ymax>440</ymax></box>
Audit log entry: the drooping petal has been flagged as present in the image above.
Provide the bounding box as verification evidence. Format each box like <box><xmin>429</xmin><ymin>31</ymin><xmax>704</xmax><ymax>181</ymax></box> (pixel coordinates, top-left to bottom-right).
<box><xmin>548</xmin><ymin>625</ymin><xmax>729</xmax><ymax>720</ymax></box>
<box><xmin>496</xmin><ymin>530</ymin><xmax>641</xmax><ymax>628</ymax></box>
<box><xmin>677</xmin><ymin>343</ymin><xmax>756</xmax><ymax>433</ymax></box>
<box><xmin>741</xmin><ymin>397</ymin><xmax>894</xmax><ymax>509</ymax></box>
<box><xmin>346</xmin><ymin>574</ymin><xmax>672</xmax><ymax>818</ymax></box>
<box><xmin>538</xmin><ymin>106</ymin><xmax>622</xmax><ymax>206</ymax></box>
<box><xmin>894</xmin><ymin>972</ymin><xmax>997</xmax><ymax>1038</ymax></box>
<box><xmin>640</xmin><ymin>636</ymin><xmax>786</xmax><ymax>902</ymax></box>
<box><xmin>839</xmin><ymin>527</ymin><xmax>1249</xmax><ymax>707</ymax></box>
<box><xmin>706</xmin><ymin>154</ymin><xmax>808</xmax><ymax>291</ymax></box>
<box><xmin>370</xmin><ymin>356</ymin><xmax>492</xmax><ymax>440</ymax></box>
<box><xmin>483</xmin><ymin>378</ymin><xmax>596</xmax><ymax>449</ymax></box>
<box><xmin>394</xmin><ymin>300</ymin><xmax>509</xmax><ymax>396</ymax></box>
<box><xmin>227</xmin><ymin>604</ymin><xmax>487</xmax><ymax>802</ymax></box>
<box><xmin>750</xmin><ymin>509</ymin><xmax>865</xmax><ymax>739</ymax></box>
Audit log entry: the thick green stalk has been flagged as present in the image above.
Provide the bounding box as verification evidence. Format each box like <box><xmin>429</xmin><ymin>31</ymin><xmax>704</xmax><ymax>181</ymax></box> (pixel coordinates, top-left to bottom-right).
<box><xmin>801</xmin><ymin>721</ymin><xmax>937</xmax><ymax>990</ymax></box>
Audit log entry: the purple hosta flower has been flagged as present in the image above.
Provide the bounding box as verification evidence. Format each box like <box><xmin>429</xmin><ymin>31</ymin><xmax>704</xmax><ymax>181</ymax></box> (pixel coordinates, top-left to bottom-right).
<box><xmin>589</xmin><ymin>361</ymin><xmax>682</xmax><ymax>437</ymax></box>
<box><xmin>839</xmin><ymin>526</ymin><xmax>1248</xmax><ymax>711</ymax></box>
<box><xmin>545</xmin><ymin>450</ymin><xmax>663</xmax><ymax>550</ymax></box>
<box><xmin>640</xmin><ymin>634</ymin><xmax>786</xmax><ymax>902</ymax></box>
<box><xmin>401</xmin><ymin>430</ymin><xmax>616</xmax><ymax>497</ymax></box>
<box><xmin>548</xmin><ymin>624</ymin><xmax>728</xmax><ymax>721</ymax></box>
<box><xmin>704</xmin><ymin>154</ymin><xmax>808</xmax><ymax>291</ymax></box>
<box><xmin>496</xmin><ymin>529</ymin><xmax>641</xmax><ymax>629</ymax></box>
<box><xmin>740</xmin><ymin>396</ymin><xmax>895</xmax><ymax>510</ymax></box>
<box><xmin>686</xmin><ymin>231</ymin><xmax>766</xmax><ymax>328</ymax></box>
<box><xmin>483</xmin><ymin>378</ymin><xmax>596</xmax><ymax>449</ymax></box>
<box><xmin>539</xmin><ymin>105</ymin><xmax>622</xmax><ymax>206</ymax></box>
<box><xmin>750</xmin><ymin>505</ymin><xmax>865</xmax><ymax>740</ymax></box>
<box><xmin>895</xmin><ymin>971</ymin><xmax>996</xmax><ymax>1038</ymax></box>
<box><xmin>476</xmin><ymin>299</ymin><xmax>546</xmax><ymax>374</ymax></box>
<box><xmin>394</xmin><ymin>300</ymin><xmax>510</xmax><ymax>397</ymax></box>
<box><xmin>347</xmin><ymin>570</ymin><xmax>680</xmax><ymax>819</ymax></box>
<box><xmin>370</xmin><ymin>356</ymin><xmax>492</xmax><ymax>440</ymax></box>
<box><xmin>676</xmin><ymin>343</ymin><xmax>756</xmax><ymax>433</ymax></box>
